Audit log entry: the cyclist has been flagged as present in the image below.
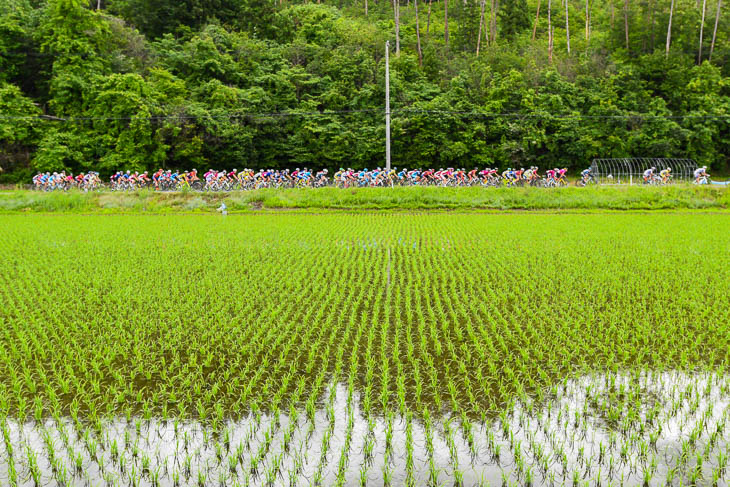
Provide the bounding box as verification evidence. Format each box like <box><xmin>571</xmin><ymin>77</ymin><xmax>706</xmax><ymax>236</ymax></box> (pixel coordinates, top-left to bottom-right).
<box><xmin>557</xmin><ymin>168</ymin><xmax>568</xmax><ymax>184</ymax></box>
<box><xmin>659</xmin><ymin>167</ymin><xmax>672</xmax><ymax>184</ymax></box>
<box><xmin>315</xmin><ymin>168</ymin><xmax>328</xmax><ymax>186</ymax></box>
<box><xmin>545</xmin><ymin>168</ymin><xmax>557</xmax><ymax>185</ymax></box>
<box><xmin>467</xmin><ymin>168</ymin><xmax>479</xmax><ymax>185</ymax></box>
<box><xmin>138</xmin><ymin>171</ymin><xmax>150</xmax><ymax>187</ymax></box>
<box><xmin>514</xmin><ymin>168</ymin><xmax>524</xmax><ymax>185</ymax></box>
<box><xmin>580</xmin><ymin>167</ymin><xmax>593</xmax><ymax>185</ymax></box>
<box><xmin>407</xmin><ymin>168</ymin><xmax>420</xmax><ymax>185</ymax></box>
<box><xmin>152</xmin><ymin>169</ymin><xmax>162</xmax><ymax>189</ymax></box>
<box><xmin>523</xmin><ymin>167</ymin><xmax>534</xmax><ymax>183</ymax></box>
<box><xmin>501</xmin><ymin>168</ymin><xmax>513</xmax><ymax>185</ymax></box>
<box><xmin>643</xmin><ymin>167</ymin><xmax>656</xmax><ymax>184</ymax></box>
<box><xmin>334</xmin><ymin>168</ymin><xmax>345</xmax><ymax>186</ymax></box>
<box><xmin>387</xmin><ymin>167</ymin><xmax>397</xmax><ymax>186</ymax></box>
<box><xmin>694</xmin><ymin>166</ymin><xmax>708</xmax><ymax>184</ymax></box>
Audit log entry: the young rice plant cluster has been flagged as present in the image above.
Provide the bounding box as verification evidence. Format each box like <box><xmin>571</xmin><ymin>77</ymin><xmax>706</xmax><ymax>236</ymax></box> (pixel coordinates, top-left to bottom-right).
<box><xmin>0</xmin><ymin>213</ymin><xmax>728</xmax><ymax>486</ymax></box>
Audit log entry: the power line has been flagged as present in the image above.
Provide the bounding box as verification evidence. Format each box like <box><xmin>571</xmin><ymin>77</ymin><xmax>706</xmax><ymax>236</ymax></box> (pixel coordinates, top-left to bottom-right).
<box><xmin>0</xmin><ymin>109</ymin><xmax>728</xmax><ymax>122</ymax></box>
<box><xmin>0</xmin><ymin>109</ymin><xmax>382</xmax><ymax>121</ymax></box>
<box><xmin>393</xmin><ymin>109</ymin><xmax>730</xmax><ymax>120</ymax></box>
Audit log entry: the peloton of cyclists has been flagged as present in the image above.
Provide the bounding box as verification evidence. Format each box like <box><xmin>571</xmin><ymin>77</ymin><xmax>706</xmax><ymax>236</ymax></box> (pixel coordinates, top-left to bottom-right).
<box><xmin>36</xmin><ymin>163</ymin><xmax>716</xmax><ymax>191</ymax></box>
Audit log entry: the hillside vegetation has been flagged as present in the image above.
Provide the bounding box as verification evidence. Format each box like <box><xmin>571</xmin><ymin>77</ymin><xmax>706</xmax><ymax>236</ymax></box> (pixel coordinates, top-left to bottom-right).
<box><xmin>1</xmin><ymin>0</ymin><xmax>729</xmax><ymax>181</ymax></box>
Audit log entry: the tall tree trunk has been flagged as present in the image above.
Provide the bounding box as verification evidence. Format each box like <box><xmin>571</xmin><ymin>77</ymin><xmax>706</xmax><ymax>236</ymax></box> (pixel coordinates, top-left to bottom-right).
<box><xmin>698</xmin><ymin>0</ymin><xmax>707</xmax><ymax>63</ymax></box>
<box><xmin>97</xmin><ymin>0</ymin><xmax>101</xmax><ymax>10</ymax></box>
<box><xmin>643</xmin><ymin>0</ymin><xmax>651</xmax><ymax>52</ymax></box>
<box><xmin>427</xmin><ymin>0</ymin><xmax>432</xmax><ymax>34</ymax></box>
<box><xmin>548</xmin><ymin>0</ymin><xmax>553</xmax><ymax>61</ymax></box>
<box><xmin>478</xmin><ymin>0</ymin><xmax>487</xmax><ymax>52</ymax></box>
<box><xmin>496</xmin><ymin>0</ymin><xmax>500</xmax><ymax>41</ymax></box>
<box><xmin>445</xmin><ymin>0</ymin><xmax>450</xmax><ymax>44</ymax></box>
<box><xmin>365</xmin><ymin>0</ymin><xmax>368</xmax><ymax>16</ymax></box>
<box><xmin>415</xmin><ymin>0</ymin><xmax>423</xmax><ymax>64</ymax></box>
<box><xmin>585</xmin><ymin>0</ymin><xmax>590</xmax><ymax>41</ymax></box>
<box><xmin>565</xmin><ymin>0</ymin><xmax>571</xmax><ymax>53</ymax></box>
<box><xmin>650</xmin><ymin>0</ymin><xmax>656</xmax><ymax>50</ymax></box>
<box><xmin>624</xmin><ymin>0</ymin><xmax>630</xmax><ymax>51</ymax></box>
<box><xmin>710</xmin><ymin>0</ymin><xmax>722</xmax><ymax>60</ymax></box>
<box><xmin>666</xmin><ymin>0</ymin><xmax>674</xmax><ymax>56</ymax></box>
<box><xmin>485</xmin><ymin>1</ymin><xmax>491</xmax><ymax>44</ymax></box>
<box><xmin>532</xmin><ymin>0</ymin><xmax>541</xmax><ymax>40</ymax></box>
<box><xmin>394</xmin><ymin>0</ymin><xmax>401</xmax><ymax>54</ymax></box>
<box><xmin>610</xmin><ymin>1</ymin><xmax>615</xmax><ymax>29</ymax></box>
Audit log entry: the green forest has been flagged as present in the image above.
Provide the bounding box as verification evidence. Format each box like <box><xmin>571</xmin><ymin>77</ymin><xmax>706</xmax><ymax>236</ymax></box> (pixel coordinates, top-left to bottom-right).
<box><xmin>0</xmin><ymin>0</ymin><xmax>728</xmax><ymax>181</ymax></box>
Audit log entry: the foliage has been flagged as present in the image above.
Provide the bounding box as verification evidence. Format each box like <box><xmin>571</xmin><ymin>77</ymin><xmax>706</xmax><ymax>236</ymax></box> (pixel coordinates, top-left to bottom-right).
<box><xmin>0</xmin><ymin>0</ymin><xmax>728</xmax><ymax>182</ymax></box>
<box><xmin>0</xmin><ymin>82</ymin><xmax>39</xmax><ymax>178</ymax></box>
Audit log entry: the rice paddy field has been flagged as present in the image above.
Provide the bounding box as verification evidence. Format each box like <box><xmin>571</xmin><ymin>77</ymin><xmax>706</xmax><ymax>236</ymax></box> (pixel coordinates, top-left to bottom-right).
<box><xmin>1</xmin><ymin>212</ymin><xmax>729</xmax><ymax>487</ymax></box>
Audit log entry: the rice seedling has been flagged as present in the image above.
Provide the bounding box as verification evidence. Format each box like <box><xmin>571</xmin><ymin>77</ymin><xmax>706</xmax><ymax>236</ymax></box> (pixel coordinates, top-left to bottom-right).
<box><xmin>0</xmin><ymin>213</ymin><xmax>729</xmax><ymax>485</ymax></box>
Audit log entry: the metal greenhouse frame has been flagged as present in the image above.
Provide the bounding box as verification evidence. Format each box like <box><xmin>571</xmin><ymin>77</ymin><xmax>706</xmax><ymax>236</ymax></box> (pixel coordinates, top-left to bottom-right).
<box><xmin>589</xmin><ymin>158</ymin><xmax>698</xmax><ymax>184</ymax></box>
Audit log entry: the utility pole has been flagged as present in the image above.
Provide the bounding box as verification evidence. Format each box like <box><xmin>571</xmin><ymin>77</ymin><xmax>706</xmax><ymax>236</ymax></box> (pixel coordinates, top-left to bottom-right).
<box><xmin>666</xmin><ymin>0</ymin><xmax>675</xmax><ymax>57</ymax></box>
<box><xmin>385</xmin><ymin>41</ymin><xmax>391</xmax><ymax>173</ymax></box>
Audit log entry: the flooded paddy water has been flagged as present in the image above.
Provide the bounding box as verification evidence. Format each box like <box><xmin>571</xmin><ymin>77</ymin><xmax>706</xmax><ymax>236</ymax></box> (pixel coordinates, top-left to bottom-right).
<box><xmin>1</xmin><ymin>371</ymin><xmax>728</xmax><ymax>487</ymax></box>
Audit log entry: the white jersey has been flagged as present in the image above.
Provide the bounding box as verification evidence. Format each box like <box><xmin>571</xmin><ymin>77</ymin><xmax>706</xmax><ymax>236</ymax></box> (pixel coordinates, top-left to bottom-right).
<box><xmin>643</xmin><ymin>169</ymin><xmax>654</xmax><ymax>178</ymax></box>
<box><xmin>694</xmin><ymin>168</ymin><xmax>705</xmax><ymax>178</ymax></box>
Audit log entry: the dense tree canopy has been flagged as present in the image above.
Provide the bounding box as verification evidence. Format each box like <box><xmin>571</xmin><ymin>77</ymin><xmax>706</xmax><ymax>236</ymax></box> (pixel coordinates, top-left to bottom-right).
<box><xmin>0</xmin><ymin>0</ymin><xmax>728</xmax><ymax>180</ymax></box>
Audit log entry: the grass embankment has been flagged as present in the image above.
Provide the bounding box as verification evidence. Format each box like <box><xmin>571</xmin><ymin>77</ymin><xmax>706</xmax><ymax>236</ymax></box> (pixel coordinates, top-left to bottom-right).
<box><xmin>0</xmin><ymin>185</ymin><xmax>728</xmax><ymax>212</ymax></box>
